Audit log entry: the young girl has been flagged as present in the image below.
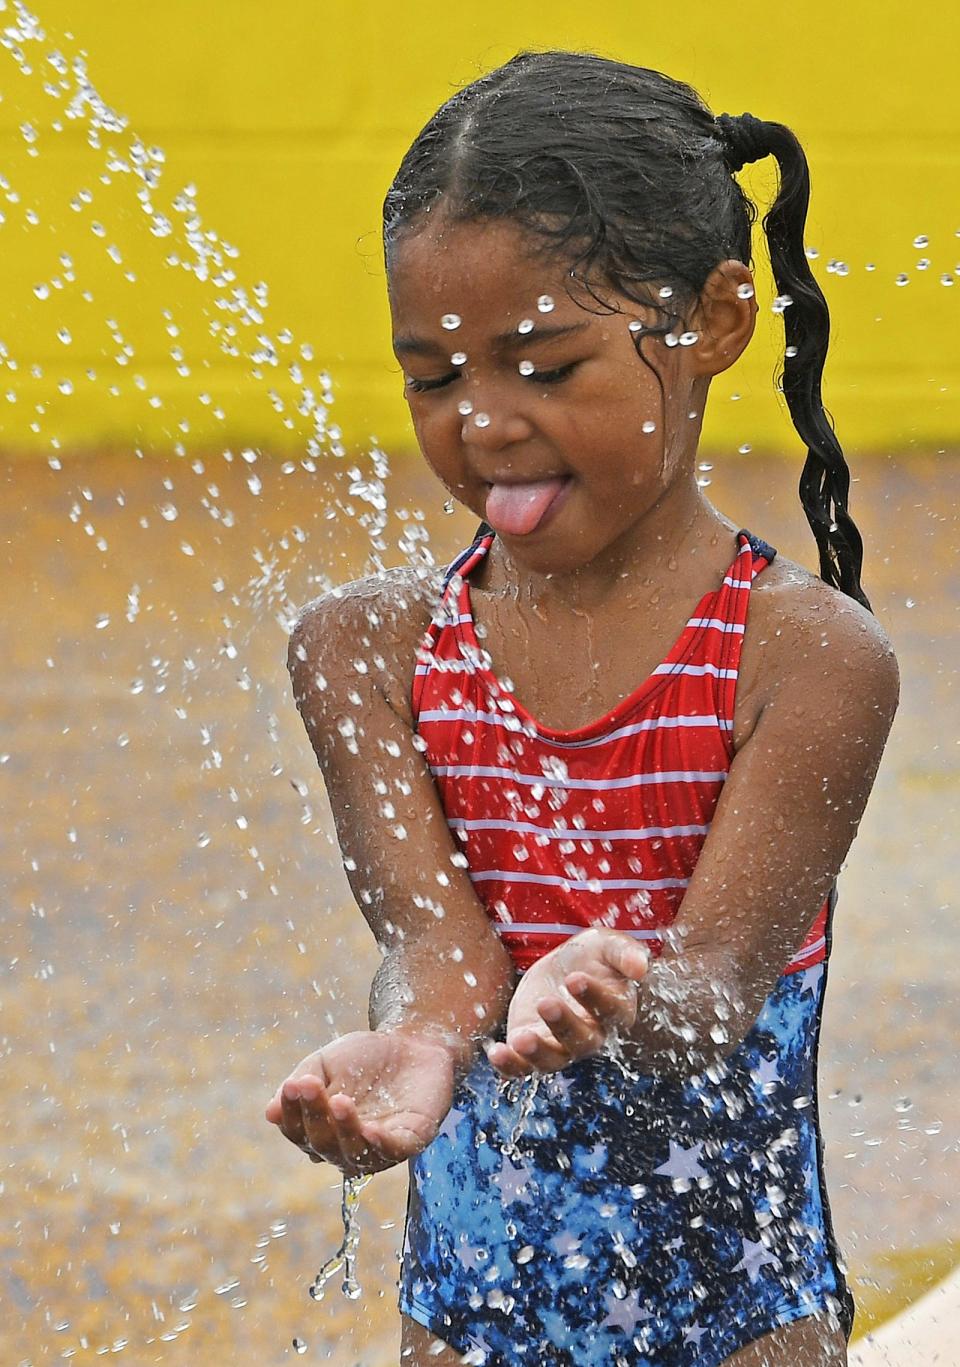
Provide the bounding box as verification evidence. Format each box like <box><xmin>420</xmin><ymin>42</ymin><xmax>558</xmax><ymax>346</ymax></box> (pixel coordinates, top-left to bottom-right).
<box><xmin>266</xmin><ymin>51</ymin><xmax>898</xmax><ymax>1367</ymax></box>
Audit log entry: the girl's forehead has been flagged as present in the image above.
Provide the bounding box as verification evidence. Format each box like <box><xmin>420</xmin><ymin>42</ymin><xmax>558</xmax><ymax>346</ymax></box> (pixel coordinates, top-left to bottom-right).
<box><xmin>388</xmin><ymin>218</ymin><xmax>572</xmax><ymax>320</ymax></box>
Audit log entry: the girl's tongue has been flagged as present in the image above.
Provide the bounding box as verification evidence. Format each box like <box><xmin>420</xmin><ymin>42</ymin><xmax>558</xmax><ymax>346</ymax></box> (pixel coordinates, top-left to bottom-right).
<box><xmin>484</xmin><ymin>477</ymin><xmax>568</xmax><ymax>537</ymax></box>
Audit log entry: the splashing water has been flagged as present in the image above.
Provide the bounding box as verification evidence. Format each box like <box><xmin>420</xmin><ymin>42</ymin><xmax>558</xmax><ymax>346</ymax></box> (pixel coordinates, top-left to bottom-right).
<box><xmin>499</xmin><ymin>1074</ymin><xmax>543</xmax><ymax>1161</ymax></box>
<box><xmin>308</xmin><ymin>1174</ymin><xmax>373</xmax><ymax>1303</ymax></box>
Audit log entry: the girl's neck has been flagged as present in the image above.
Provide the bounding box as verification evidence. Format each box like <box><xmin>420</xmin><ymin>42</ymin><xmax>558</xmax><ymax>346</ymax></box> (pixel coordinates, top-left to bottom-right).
<box><xmin>483</xmin><ymin>478</ymin><xmax>735</xmax><ymax>615</ymax></box>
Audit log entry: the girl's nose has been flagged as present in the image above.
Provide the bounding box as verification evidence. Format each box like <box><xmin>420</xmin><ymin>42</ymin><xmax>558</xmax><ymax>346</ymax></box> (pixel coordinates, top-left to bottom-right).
<box><xmin>460</xmin><ymin>400</ymin><xmax>534</xmax><ymax>449</ymax></box>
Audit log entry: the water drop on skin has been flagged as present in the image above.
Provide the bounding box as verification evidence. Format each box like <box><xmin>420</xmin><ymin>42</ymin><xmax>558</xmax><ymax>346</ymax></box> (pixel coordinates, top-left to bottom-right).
<box><xmin>457</xmin><ymin>399</ymin><xmax>473</xmax><ymax>416</ymax></box>
<box><xmin>658</xmin><ymin>285</ymin><xmax>674</xmax><ymax>299</ymax></box>
<box><xmin>443</xmin><ymin>499</ymin><xmax>454</xmax><ymax>514</ymax></box>
<box><xmin>441</xmin><ymin>313</ymin><xmax>461</xmax><ymax>330</ymax></box>
<box><xmin>737</xmin><ymin>283</ymin><xmax>755</xmax><ymax>300</ymax></box>
<box><xmin>518</xmin><ymin>360</ymin><xmax>535</xmax><ymax>376</ymax></box>
<box><xmin>517</xmin><ymin>319</ymin><xmax>534</xmax><ymax>335</ymax></box>
<box><xmin>450</xmin><ymin>351</ymin><xmax>467</xmax><ymax>366</ymax></box>
<box><xmin>537</xmin><ymin>295</ymin><xmax>555</xmax><ymax>313</ymax></box>
<box><xmin>474</xmin><ymin>412</ymin><xmax>491</xmax><ymax>429</ymax></box>
<box><xmin>679</xmin><ymin>331</ymin><xmax>699</xmax><ymax>347</ymax></box>
<box><xmin>641</xmin><ymin>420</ymin><xmax>656</xmax><ymax>434</ymax></box>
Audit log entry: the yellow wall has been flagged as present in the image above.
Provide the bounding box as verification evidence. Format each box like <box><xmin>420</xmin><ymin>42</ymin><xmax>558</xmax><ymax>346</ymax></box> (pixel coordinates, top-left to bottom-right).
<box><xmin>1</xmin><ymin>0</ymin><xmax>957</xmax><ymax>459</ymax></box>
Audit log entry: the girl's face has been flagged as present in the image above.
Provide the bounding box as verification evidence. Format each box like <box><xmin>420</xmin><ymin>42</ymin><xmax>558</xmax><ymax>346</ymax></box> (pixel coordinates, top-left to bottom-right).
<box><xmin>388</xmin><ymin>216</ymin><xmax>755</xmax><ymax>576</ymax></box>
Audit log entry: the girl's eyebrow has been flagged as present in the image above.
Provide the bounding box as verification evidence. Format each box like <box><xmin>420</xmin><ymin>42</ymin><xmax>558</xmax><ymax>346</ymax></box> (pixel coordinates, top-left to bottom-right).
<box><xmin>393</xmin><ymin>321</ymin><xmax>591</xmax><ymax>357</ymax></box>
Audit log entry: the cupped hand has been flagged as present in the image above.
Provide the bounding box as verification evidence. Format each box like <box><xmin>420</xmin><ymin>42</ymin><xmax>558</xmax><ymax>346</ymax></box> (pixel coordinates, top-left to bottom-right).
<box><xmin>486</xmin><ymin>928</ymin><xmax>649</xmax><ymax>1078</ymax></box>
<box><xmin>265</xmin><ymin>1029</ymin><xmax>460</xmax><ymax>1176</ymax></box>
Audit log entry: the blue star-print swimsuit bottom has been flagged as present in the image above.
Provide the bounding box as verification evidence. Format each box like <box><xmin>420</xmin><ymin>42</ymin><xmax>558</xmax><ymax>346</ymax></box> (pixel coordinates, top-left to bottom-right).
<box><xmin>399</xmin><ymin>959</ymin><xmax>854</xmax><ymax>1366</ymax></box>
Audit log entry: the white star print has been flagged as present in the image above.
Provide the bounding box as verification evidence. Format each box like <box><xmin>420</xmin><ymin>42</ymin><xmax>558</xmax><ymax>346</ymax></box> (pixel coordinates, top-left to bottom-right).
<box><xmin>800</xmin><ymin>963</ymin><xmax>825</xmax><ymax>997</ymax></box>
<box><xmin>546</xmin><ymin>1072</ymin><xmax>574</xmax><ymax>1100</ymax></box>
<box><xmin>582</xmin><ymin>1142</ymin><xmax>608</xmax><ymax>1171</ymax></box>
<box><xmin>682</xmin><ymin>1320</ymin><xmax>707</xmax><ymax>1347</ymax></box>
<box><xmin>600</xmin><ymin>1289</ymin><xmax>653</xmax><ymax>1333</ymax></box>
<box><xmin>654</xmin><ymin>1140</ymin><xmax>709</xmax><ymax>1181</ymax></box>
<box><xmin>752</xmin><ymin>1056</ymin><xmax>782</xmax><ymax>1091</ymax></box>
<box><xmin>732</xmin><ymin>1235</ymin><xmax>781</xmax><ymax>1283</ymax></box>
<box><xmin>493</xmin><ymin>1155</ymin><xmax>535</xmax><ymax>1206</ymax></box>
<box><xmin>455</xmin><ymin>1234</ymin><xmax>489</xmax><ymax>1272</ymax></box>
<box><xmin>462</xmin><ymin>1332</ymin><xmax>493</xmax><ymax>1366</ymax></box>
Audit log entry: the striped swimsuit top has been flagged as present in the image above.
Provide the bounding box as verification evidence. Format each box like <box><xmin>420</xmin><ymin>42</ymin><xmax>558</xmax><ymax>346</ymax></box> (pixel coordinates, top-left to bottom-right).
<box><xmin>413</xmin><ymin>528</ymin><xmax>829</xmax><ymax>978</ymax></box>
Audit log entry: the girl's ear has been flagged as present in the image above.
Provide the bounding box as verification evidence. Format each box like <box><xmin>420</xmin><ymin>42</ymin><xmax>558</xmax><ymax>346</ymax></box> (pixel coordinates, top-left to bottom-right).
<box><xmin>686</xmin><ymin>260</ymin><xmax>758</xmax><ymax>378</ymax></box>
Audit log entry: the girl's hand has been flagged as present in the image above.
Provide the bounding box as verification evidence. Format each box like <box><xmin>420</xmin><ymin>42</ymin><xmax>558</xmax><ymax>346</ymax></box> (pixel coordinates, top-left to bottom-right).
<box><xmin>486</xmin><ymin>929</ymin><xmax>649</xmax><ymax>1078</ymax></box>
<box><xmin>265</xmin><ymin>1030</ymin><xmax>460</xmax><ymax>1176</ymax></box>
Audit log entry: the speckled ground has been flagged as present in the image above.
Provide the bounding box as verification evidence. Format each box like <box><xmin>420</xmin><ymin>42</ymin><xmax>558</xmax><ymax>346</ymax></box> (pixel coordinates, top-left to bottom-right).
<box><xmin>1</xmin><ymin>448</ymin><xmax>957</xmax><ymax>1364</ymax></box>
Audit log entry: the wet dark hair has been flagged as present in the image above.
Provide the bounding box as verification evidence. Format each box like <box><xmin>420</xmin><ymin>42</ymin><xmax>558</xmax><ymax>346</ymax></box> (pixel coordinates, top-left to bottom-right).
<box><xmin>383</xmin><ymin>49</ymin><xmax>870</xmax><ymax>609</ymax></box>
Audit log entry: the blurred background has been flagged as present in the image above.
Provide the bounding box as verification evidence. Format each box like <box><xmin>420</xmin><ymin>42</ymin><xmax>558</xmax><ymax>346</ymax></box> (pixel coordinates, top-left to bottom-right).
<box><xmin>1</xmin><ymin>1</ymin><xmax>957</xmax><ymax>1362</ymax></box>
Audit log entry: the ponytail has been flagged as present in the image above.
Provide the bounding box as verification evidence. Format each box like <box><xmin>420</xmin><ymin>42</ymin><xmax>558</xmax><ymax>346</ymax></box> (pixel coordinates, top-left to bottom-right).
<box><xmin>718</xmin><ymin>113</ymin><xmax>871</xmax><ymax>611</ymax></box>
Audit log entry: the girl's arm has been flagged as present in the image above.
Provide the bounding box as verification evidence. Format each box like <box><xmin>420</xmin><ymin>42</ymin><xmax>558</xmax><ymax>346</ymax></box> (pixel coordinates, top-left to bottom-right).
<box><xmin>489</xmin><ymin>573</ymin><xmax>899</xmax><ymax>1080</ymax></box>
<box><xmin>283</xmin><ymin>569</ymin><xmax>515</xmax><ymax>1063</ymax></box>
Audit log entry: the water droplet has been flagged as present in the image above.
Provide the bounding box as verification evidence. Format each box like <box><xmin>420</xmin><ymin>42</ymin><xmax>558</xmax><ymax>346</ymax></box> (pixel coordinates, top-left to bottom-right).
<box><xmin>785</xmin><ymin>345</ymin><xmax>799</xmax><ymax>358</ymax></box>
<box><xmin>940</xmin><ymin>274</ymin><xmax>955</xmax><ymax>287</ymax></box>
<box><xmin>913</xmin><ymin>234</ymin><xmax>929</xmax><ymax>249</ymax></box>
<box><xmin>658</xmin><ymin>285</ymin><xmax>674</xmax><ymax>299</ymax></box>
<box><xmin>805</xmin><ymin>245</ymin><xmax>820</xmax><ymax>260</ymax></box>
<box><xmin>517</xmin><ymin>318</ymin><xmax>534</xmax><ymax>334</ymax></box>
<box><xmin>159</xmin><ymin>503</ymin><xmax>178</xmax><ymax>521</ymax></box>
<box><xmin>537</xmin><ymin>294</ymin><xmax>555</xmax><ymax>313</ymax></box>
<box><xmin>771</xmin><ymin>294</ymin><xmax>794</xmax><ymax>313</ymax></box>
<box><xmin>440</xmin><ymin>313</ymin><xmax>461</xmax><ymax>330</ymax></box>
<box><xmin>627</xmin><ymin>320</ymin><xmax>644</xmax><ymax>333</ymax></box>
<box><xmin>664</xmin><ymin>333</ymin><xmax>679</xmax><ymax>348</ymax></box>
<box><xmin>678</xmin><ymin>330</ymin><xmax>699</xmax><ymax>346</ymax></box>
<box><xmin>895</xmin><ymin>274</ymin><xmax>910</xmax><ymax>287</ymax></box>
<box><xmin>698</xmin><ymin>461</ymin><xmax>713</xmax><ymax>472</ymax></box>
<box><xmin>738</xmin><ymin>443</ymin><xmax>753</xmax><ymax>454</ymax></box>
<box><xmin>57</xmin><ymin>327</ymin><xmax>72</xmax><ymax>344</ymax></box>
<box><xmin>474</xmin><ymin>412</ymin><xmax>491</xmax><ymax>429</ymax></box>
<box><xmin>865</xmin><ymin>262</ymin><xmax>877</xmax><ymax>272</ymax></box>
<box><xmin>450</xmin><ymin>351</ymin><xmax>467</xmax><ymax>366</ymax></box>
<box><xmin>916</xmin><ymin>258</ymin><xmax>930</xmax><ymax>271</ymax></box>
<box><xmin>641</xmin><ymin>420</ymin><xmax>657</xmax><ymax>434</ymax></box>
<box><xmin>457</xmin><ymin>399</ymin><xmax>473</xmax><ymax>416</ymax></box>
<box><xmin>58</xmin><ymin>378</ymin><xmax>73</xmax><ymax>395</ymax></box>
<box><xmin>33</xmin><ymin>282</ymin><xmax>50</xmax><ymax>300</ymax></box>
<box><xmin>894</xmin><ymin>1097</ymin><xmax>913</xmax><ymax>1112</ymax></box>
<box><xmin>293</xmin><ymin>1339</ymin><xmax>308</xmax><ymax>1355</ymax></box>
<box><xmin>443</xmin><ymin>499</ymin><xmax>454</xmax><ymax>514</ymax></box>
<box><xmin>905</xmin><ymin>598</ymin><xmax>915</xmax><ymax>609</ymax></box>
<box><xmin>518</xmin><ymin>360</ymin><xmax>535</xmax><ymax>376</ymax></box>
<box><xmin>736</xmin><ymin>283</ymin><xmax>755</xmax><ymax>300</ymax></box>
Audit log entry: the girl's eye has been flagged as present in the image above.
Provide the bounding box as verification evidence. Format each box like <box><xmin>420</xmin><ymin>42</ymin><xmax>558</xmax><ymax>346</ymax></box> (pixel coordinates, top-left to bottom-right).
<box><xmin>405</xmin><ymin>361</ymin><xmax>579</xmax><ymax>394</ymax></box>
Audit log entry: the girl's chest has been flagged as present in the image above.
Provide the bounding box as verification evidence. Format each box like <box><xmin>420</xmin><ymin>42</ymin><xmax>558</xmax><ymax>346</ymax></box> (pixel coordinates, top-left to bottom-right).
<box><xmin>469</xmin><ymin>593</ymin><xmax>695</xmax><ymax>733</ymax></box>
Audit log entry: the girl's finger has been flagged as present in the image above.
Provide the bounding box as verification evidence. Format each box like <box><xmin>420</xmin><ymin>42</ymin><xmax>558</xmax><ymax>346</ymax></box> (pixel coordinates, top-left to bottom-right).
<box><xmin>566</xmin><ymin>973</ymin><xmax>637</xmax><ymax>1028</ymax></box>
<box><xmin>325</xmin><ymin>1092</ymin><xmax>381</xmax><ymax>1173</ymax></box>
<box><xmin>485</xmin><ymin>1040</ymin><xmax>537</xmax><ymax>1079</ymax></box>
<box><xmin>279</xmin><ymin>1080</ymin><xmax>308</xmax><ymax>1147</ymax></box>
<box><xmin>536</xmin><ymin>995</ymin><xmax>605</xmax><ymax>1056</ymax></box>
<box><xmin>506</xmin><ymin>1026</ymin><xmax>573</xmax><ymax>1073</ymax></box>
<box><xmin>298</xmin><ymin>1082</ymin><xmax>349</xmax><ymax>1161</ymax></box>
<box><xmin>600</xmin><ymin>934</ymin><xmax>649</xmax><ymax>982</ymax></box>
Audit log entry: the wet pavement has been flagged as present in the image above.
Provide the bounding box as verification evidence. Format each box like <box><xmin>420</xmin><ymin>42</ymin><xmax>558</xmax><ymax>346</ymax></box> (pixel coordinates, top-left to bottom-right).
<box><xmin>1</xmin><ymin>448</ymin><xmax>957</xmax><ymax>1363</ymax></box>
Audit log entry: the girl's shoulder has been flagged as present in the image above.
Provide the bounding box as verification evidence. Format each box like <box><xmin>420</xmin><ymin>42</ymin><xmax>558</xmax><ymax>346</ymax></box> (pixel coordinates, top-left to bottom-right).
<box><xmin>288</xmin><ymin>565</ymin><xmax>442</xmax><ymax>729</ymax></box>
<box><xmin>734</xmin><ymin>552</ymin><xmax>899</xmax><ymax>747</ymax></box>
